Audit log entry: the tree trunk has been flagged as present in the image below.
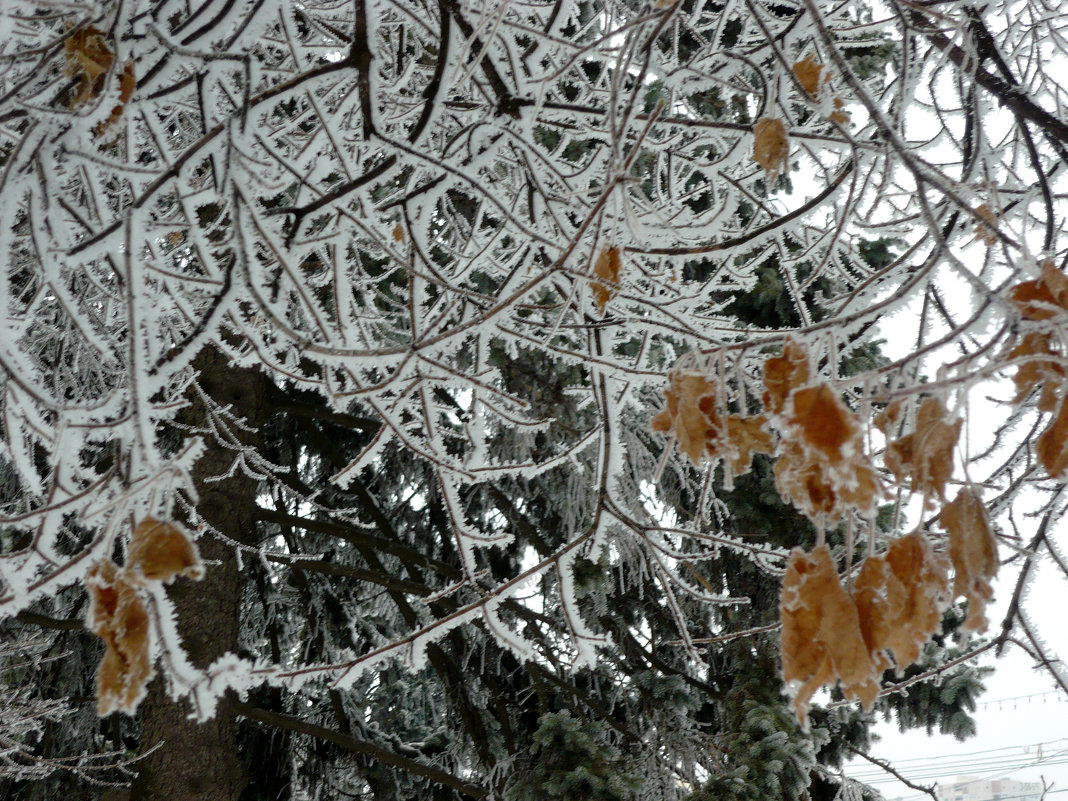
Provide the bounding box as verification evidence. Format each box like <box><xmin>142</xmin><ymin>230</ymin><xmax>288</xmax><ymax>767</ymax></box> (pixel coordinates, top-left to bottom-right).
<box><xmin>131</xmin><ymin>348</ymin><xmax>269</xmax><ymax>801</ymax></box>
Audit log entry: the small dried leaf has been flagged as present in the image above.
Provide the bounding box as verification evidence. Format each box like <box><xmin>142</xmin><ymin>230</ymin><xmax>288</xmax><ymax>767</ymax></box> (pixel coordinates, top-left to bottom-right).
<box><xmin>884</xmin><ymin>397</ymin><xmax>962</xmax><ymax>501</ymax></box>
<box><xmin>64</xmin><ymin>26</ymin><xmax>114</xmax><ymax>107</ymax></box>
<box><xmin>753</xmin><ymin>117</ymin><xmax>788</xmax><ymax>177</ymax></box>
<box><xmin>884</xmin><ymin>532</ymin><xmax>950</xmax><ymax>667</ymax></box>
<box><xmin>392</xmin><ymin>223</ymin><xmax>405</xmax><ymax>242</ymax></box>
<box><xmin>1037</xmin><ymin>398</ymin><xmax>1068</xmax><ymax>479</ymax></box>
<box><xmin>592</xmin><ymin>246</ymin><xmax>622</xmax><ymax>313</ymax></box>
<box><xmin>651</xmin><ymin>370</ymin><xmax>721</xmax><ymax>465</ymax></box>
<box><xmin>1009</xmin><ymin>261</ymin><xmax>1068</xmax><ymax>321</ymax></box>
<box><xmin>941</xmin><ymin>490</ymin><xmax>998</xmax><ymax>632</ymax></box>
<box><xmin>789</xmin><ymin>384</ymin><xmax>859</xmax><ymax>461</ymax></box>
<box><xmin>763</xmin><ymin>337</ymin><xmax>810</xmax><ymax>415</ymax></box>
<box><xmin>87</xmin><ymin>560</ymin><xmax>152</xmax><ymax>716</ymax></box>
<box><xmin>128</xmin><ymin>516</ymin><xmax>203</xmax><ymax>584</ymax></box>
<box><xmin>1009</xmin><ymin>332</ymin><xmax>1065</xmax><ymax>413</ymax></box>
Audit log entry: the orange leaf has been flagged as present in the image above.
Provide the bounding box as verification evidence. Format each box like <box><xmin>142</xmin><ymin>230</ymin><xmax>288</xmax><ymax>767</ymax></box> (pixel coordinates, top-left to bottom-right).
<box><xmin>128</xmin><ymin>516</ymin><xmax>203</xmax><ymax>584</ymax></box>
<box><xmin>884</xmin><ymin>532</ymin><xmax>950</xmax><ymax>667</ymax></box>
<box><xmin>763</xmin><ymin>337</ymin><xmax>810</xmax><ymax>415</ymax></box>
<box><xmin>1009</xmin><ymin>261</ymin><xmax>1068</xmax><ymax>321</ymax></box>
<box><xmin>592</xmin><ymin>246</ymin><xmax>622</xmax><ymax>313</ymax></box>
<box><xmin>780</xmin><ymin>546</ymin><xmax>879</xmax><ymax>723</ymax></box>
<box><xmin>1037</xmin><ymin>398</ymin><xmax>1068</xmax><ymax>480</ymax></box>
<box><xmin>651</xmin><ymin>370</ymin><xmax>722</xmax><ymax>465</ymax></box>
<box><xmin>87</xmin><ymin>560</ymin><xmax>152</xmax><ymax>716</ymax></box>
<box><xmin>941</xmin><ymin>490</ymin><xmax>998</xmax><ymax>632</ymax></box>
<box><xmin>792</xmin><ymin>56</ymin><xmax>825</xmax><ymax>99</ymax></box>
<box><xmin>753</xmin><ymin>117</ymin><xmax>788</xmax><ymax>177</ymax></box>
<box><xmin>788</xmin><ymin>384</ymin><xmax>859</xmax><ymax>461</ymax></box>
<box><xmin>883</xmin><ymin>397</ymin><xmax>962</xmax><ymax>502</ymax></box>
<box><xmin>853</xmin><ymin>555</ymin><xmax>905</xmax><ymax>673</ymax></box>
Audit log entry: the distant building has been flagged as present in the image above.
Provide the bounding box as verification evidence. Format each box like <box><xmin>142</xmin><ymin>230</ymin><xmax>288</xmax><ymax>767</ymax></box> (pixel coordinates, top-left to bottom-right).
<box><xmin>937</xmin><ymin>776</ymin><xmax>1043</xmax><ymax>801</ymax></box>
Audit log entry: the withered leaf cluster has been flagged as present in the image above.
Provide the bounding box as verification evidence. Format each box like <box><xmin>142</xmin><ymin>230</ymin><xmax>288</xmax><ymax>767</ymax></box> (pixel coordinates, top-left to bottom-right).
<box><xmin>766</xmin><ymin>342</ymin><xmax>880</xmax><ymax>522</ymax></box>
<box><xmin>791</xmin><ymin>56</ymin><xmax>849</xmax><ymax>125</ymax></box>
<box><xmin>87</xmin><ymin>517</ymin><xmax>202</xmax><ymax>715</ymax></box>
<box><xmin>782</xmin><ymin>519</ymin><xmax>996</xmax><ymax>725</ymax></box>
<box><xmin>650</xmin><ymin>369</ymin><xmax>772</xmax><ymax>473</ymax></box>
<box><xmin>63</xmin><ymin>25</ymin><xmax>136</xmax><ymax>133</ymax></box>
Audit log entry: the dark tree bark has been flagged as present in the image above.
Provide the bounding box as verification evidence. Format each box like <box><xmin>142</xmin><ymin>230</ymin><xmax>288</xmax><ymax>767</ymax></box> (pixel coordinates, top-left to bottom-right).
<box><xmin>131</xmin><ymin>348</ymin><xmax>270</xmax><ymax>801</ymax></box>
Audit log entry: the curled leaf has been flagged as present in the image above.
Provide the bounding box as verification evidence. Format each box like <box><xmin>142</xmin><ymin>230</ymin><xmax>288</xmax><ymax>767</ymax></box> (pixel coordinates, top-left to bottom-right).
<box><xmin>592</xmin><ymin>246</ymin><xmax>622</xmax><ymax>313</ymax></box>
<box><xmin>753</xmin><ymin>117</ymin><xmax>788</xmax><ymax>177</ymax></box>
<box><xmin>853</xmin><ymin>555</ymin><xmax>905</xmax><ymax>673</ymax></box>
<box><xmin>87</xmin><ymin>560</ymin><xmax>152</xmax><ymax>716</ymax></box>
<box><xmin>128</xmin><ymin>516</ymin><xmax>203</xmax><ymax>584</ymax></box>
<box><xmin>941</xmin><ymin>490</ymin><xmax>998</xmax><ymax>632</ymax></box>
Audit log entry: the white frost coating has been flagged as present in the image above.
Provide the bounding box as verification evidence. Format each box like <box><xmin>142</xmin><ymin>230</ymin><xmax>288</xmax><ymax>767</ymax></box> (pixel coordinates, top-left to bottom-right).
<box><xmin>557</xmin><ymin>548</ymin><xmax>608</xmax><ymax>669</ymax></box>
<box><xmin>0</xmin><ymin>0</ymin><xmax>1064</xmax><ymax>741</ymax></box>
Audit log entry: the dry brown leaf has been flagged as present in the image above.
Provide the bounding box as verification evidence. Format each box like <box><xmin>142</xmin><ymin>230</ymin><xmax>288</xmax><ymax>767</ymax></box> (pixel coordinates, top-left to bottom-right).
<box><xmin>884</xmin><ymin>532</ymin><xmax>950</xmax><ymax>668</ymax></box>
<box><xmin>788</xmin><ymin>384</ymin><xmax>859</xmax><ymax>461</ymax></box>
<box><xmin>828</xmin><ymin>99</ymin><xmax>850</xmax><ymax>127</ymax></box>
<box><xmin>753</xmin><ymin>117</ymin><xmax>788</xmax><ymax>177</ymax></box>
<box><xmin>780</xmin><ymin>545</ymin><xmax>879</xmax><ymax>723</ymax></box>
<box><xmin>723</xmin><ymin>414</ymin><xmax>774</xmax><ymax>476</ymax></box>
<box><xmin>774</xmin><ymin>440</ymin><xmax>837</xmax><ymax>519</ymax></box>
<box><xmin>592</xmin><ymin>246</ymin><xmax>622</xmax><ymax>313</ymax></box>
<box><xmin>64</xmin><ymin>26</ymin><xmax>114</xmax><ymax>108</ymax></box>
<box><xmin>392</xmin><ymin>223</ymin><xmax>405</xmax><ymax>242</ymax></box>
<box><xmin>853</xmin><ymin>555</ymin><xmax>905</xmax><ymax>673</ymax></box>
<box><xmin>763</xmin><ymin>337</ymin><xmax>810</xmax><ymax>415</ymax></box>
<box><xmin>1009</xmin><ymin>332</ymin><xmax>1065</xmax><ymax>413</ymax></box>
<box><xmin>651</xmin><ymin>370</ymin><xmax>722</xmax><ymax>464</ymax></box>
<box><xmin>95</xmin><ymin>61</ymin><xmax>137</xmax><ymax>135</ymax></box>
<box><xmin>87</xmin><ymin>560</ymin><xmax>152</xmax><ymax>716</ymax></box>
<box><xmin>1010</xmin><ymin>261</ymin><xmax>1068</xmax><ymax>321</ymax></box>
<box><xmin>128</xmin><ymin>516</ymin><xmax>203</xmax><ymax>584</ymax></box>
<box><xmin>940</xmin><ymin>490</ymin><xmax>998</xmax><ymax>632</ymax></box>
<box><xmin>884</xmin><ymin>397</ymin><xmax>962</xmax><ymax>502</ymax></box>
<box><xmin>793</xmin><ymin>56</ymin><xmax>825</xmax><ymax>98</ymax></box>
<box><xmin>773</xmin><ymin>438</ymin><xmax>879</xmax><ymax>521</ymax></box>
<box><xmin>1037</xmin><ymin>398</ymin><xmax>1068</xmax><ymax>479</ymax></box>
